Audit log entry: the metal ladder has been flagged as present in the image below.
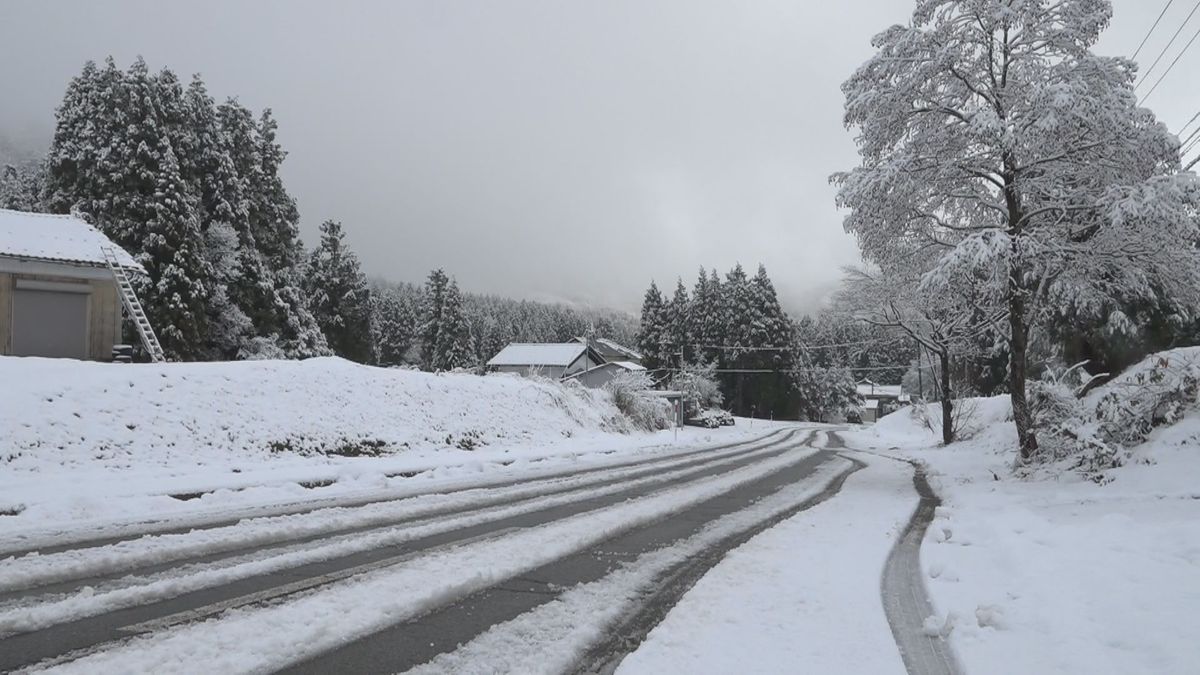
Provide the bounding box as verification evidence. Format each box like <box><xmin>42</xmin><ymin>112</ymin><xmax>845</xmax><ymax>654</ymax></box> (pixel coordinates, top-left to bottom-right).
<box><xmin>100</xmin><ymin>246</ymin><xmax>166</xmax><ymax>363</ymax></box>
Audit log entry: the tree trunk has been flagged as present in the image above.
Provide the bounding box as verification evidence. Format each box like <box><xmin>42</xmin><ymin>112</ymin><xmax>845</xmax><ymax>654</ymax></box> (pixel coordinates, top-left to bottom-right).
<box><xmin>1002</xmin><ymin>155</ymin><xmax>1039</xmax><ymax>462</ymax></box>
<box><xmin>939</xmin><ymin>349</ymin><xmax>953</xmax><ymax>446</ymax></box>
<box><xmin>1008</xmin><ymin>278</ymin><xmax>1038</xmax><ymax>461</ymax></box>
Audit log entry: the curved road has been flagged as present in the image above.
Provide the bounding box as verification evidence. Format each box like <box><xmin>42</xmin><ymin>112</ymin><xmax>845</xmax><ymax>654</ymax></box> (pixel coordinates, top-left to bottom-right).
<box><xmin>1</xmin><ymin>428</ymin><xmax>954</xmax><ymax>674</ymax></box>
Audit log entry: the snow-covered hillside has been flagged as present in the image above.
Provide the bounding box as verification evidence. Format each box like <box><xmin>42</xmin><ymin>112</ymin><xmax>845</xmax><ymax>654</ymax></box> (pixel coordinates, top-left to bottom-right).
<box><xmin>0</xmin><ymin>356</ymin><xmax>752</xmax><ymax>535</ymax></box>
<box><xmin>1</xmin><ymin>356</ymin><xmax>626</xmax><ymax>469</ymax></box>
<box><xmin>843</xmin><ymin>349</ymin><xmax>1200</xmax><ymax>675</ymax></box>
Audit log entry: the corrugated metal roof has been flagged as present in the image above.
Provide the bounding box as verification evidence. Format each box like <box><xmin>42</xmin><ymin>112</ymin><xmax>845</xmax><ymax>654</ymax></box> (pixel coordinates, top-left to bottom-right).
<box><xmin>612</xmin><ymin>360</ymin><xmax>646</xmax><ymax>371</ymax></box>
<box><xmin>0</xmin><ymin>209</ymin><xmax>141</xmax><ymax>270</ymax></box>
<box><xmin>487</xmin><ymin>343</ymin><xmax>589</xmax><ymax>367</ymax></box>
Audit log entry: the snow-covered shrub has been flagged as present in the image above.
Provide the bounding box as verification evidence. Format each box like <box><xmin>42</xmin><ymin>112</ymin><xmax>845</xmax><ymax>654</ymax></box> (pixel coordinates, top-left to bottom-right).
<box><xmin>605</xmin><ymin>372</ymin><xmax>672</xmax><ymax>431</ymax></box>
<box><xmin>239</xmin><ymin>336</ymin><xmax>288</xmax><ymax>361</ymax></box>
<box><xmin>1028</xmin><ymin>380</ymin><xmax>1083</xmax><ymax>429</ymax></box>
<box><xmin>1093</xmin><ymin>356</ymin><xmax>1200</xmax><ymax>447</ymax></box>
<box><xmin>909</xmin><ymin>400</ymin><xmax>935</xmax><ymax>433</ymax></box>
<box><xmin>1031</xmin><ymin>352</ymin><xmax>1200</xmax><ymax>481</ymax></box>
<box><xmin>907</xmin><ymin>396</ymin><xmax>982</xmax><ymax>442</ymax></box>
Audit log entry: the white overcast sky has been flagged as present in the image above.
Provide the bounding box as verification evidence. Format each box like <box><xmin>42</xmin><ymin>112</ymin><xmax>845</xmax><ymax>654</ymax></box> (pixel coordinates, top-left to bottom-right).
<box><xmin>0</xmin><ymin>1</ymin><xmax>1194</xmax><ymax>313</ymax></box>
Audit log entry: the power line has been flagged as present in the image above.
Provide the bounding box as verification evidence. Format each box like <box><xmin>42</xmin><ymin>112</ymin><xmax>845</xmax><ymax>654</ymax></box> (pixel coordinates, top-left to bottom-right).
<box><xmin>1180</xmin><ymin>122</ymin><xmax>1200</xmax><ymax>149</ymax></box>
<box><xmin>1183</xmin><ymin>132</ymin><xmax>1200</xmax><ymax>157</ymax></box>
<box><xmin>1176</xmin><ymin>108</ymin><xmax>1200</xmax><ymax>138</ymax></box>
<box><xmin>1140</xmin><ymin>21</ymin><xmax>1200</xmax><ymax>104</ymax></box>
<box><xmin>654</xmin><ymin>364</ymin><xmax>915</xmax><ymax>375</ymax></box>
<box><xmin>1134</xmin><ymin>0</ymin><xmax>1177</xmax><ymax>60</ymax></box>
<box><xmin>1180</xmin><ymin>130</ymin><xmax>1200</xmax><ymax>153</ymax></box>
<box><xmin>1137</xmin><ymin>0</ymin><xmax>1200</xmax><ymax>89</ymax></box>
<box><xmin>688</xmin><ymin>337</ymin><xmax>910</xmax><ymax>352</ymax></box>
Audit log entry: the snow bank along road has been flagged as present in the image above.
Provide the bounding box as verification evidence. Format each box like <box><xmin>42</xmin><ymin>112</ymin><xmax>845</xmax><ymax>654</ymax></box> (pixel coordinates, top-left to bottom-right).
<box><xmin>0</xmin><ymin>426</ymin><xmax>873</xmax><ymax>674</ymax></box>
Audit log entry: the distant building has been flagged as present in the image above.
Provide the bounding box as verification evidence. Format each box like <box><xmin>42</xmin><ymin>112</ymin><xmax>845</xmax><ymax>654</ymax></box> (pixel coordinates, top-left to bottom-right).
<box><xmin>486</xmin><ymin>342</ymin><xmax>606</xmax><ymax>379</ymax></box>
<box><xmin>575</xmin><ymin>336</ymin><xmax>643</xmax><ymax>365</ymax></box>
<box><xmin>564</xmin><ymin>360</ymin><xmax>646</xmax><ymax>389</ymax></box>
<box><xmin>0</xmin><ymin>209</ymin><xmax>140</xmax><ymax>361</ymax></box>
<box><xmin>856</xmin><ymin>379</ymin><xmax>911</xmax><ymax>423</ymax></box>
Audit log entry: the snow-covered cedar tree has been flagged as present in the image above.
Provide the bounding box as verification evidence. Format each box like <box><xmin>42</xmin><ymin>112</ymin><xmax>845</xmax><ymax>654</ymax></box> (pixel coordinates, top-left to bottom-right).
<box><xmin>636</xmin><ymin>281</ymin><xmax>668</xmax><ymax>370</ymax></box>
<box><xmin>662</xmin><ymin>279</ymin><xmax>691</xmax><ymax>368</ymax></box>
<box><xmin>419</xmin><ymin>269</ymin><xmax>448</xmax><ymax>370</ymax></box>
<box><xmin>371</xmin><ymin>284</ymin><xmax>418</xmax><ymax>366</ymax></box>
<box><xmin>201</xmin><ymin>222</ymin><xmax>254</xmax><ymax>359</ymax></box>
<box><xmin>788</xmin><ymin>355</ymin><xmax>862</xmax><ymax>423</ymax></box>
<box><xmin>605</xmin><ymin>371</ymin><xmax>673</xmax><ymax>431</ymax></box>
<box><xmin>418</xmin><ymin>269</ymin><xmax>472</xmax><ymax>371</ymax></box>
<box><xmin>687</xmin><ymin>267</ymin><xmax>724</xmax><ymax>365</ymax></box>
<box><xmin>434</xmin><ymin>278</ymin><xmax>473</xmax><ymax>371</ymax></box>
<box><xmin>834</xmin><ymin>0</ymin><xmax>1200</xmax><ymax>461</ymax></box>
<box><xmin>670</xmin><ymin>360</ymin><xmax>723</xmax><ymax>417</ymax></box>
<box><xmin>0</xmin><ymin>161</ymin><xmax>47</xmax><ymax>211</ymax></box>
<box><xmin>304</xmin><ymin>220</ymin><xmax>374</xmax><ymax>363</ymax></box>
<box><xmin>44</xmin><ymin>57</ymin><xmax>213</xmax><ymax>360</ymax></box>
<box><xmin>44</xmin><ymin>57</ymin><xmax>329</xmax><ymax>360</ymax></box>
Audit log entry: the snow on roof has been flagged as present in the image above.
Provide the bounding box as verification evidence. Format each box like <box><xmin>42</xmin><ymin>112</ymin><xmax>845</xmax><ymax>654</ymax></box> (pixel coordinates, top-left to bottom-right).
<box><xmin>564</xmin><ymin>360</ymin><xmax>647</xmax><ymax>381</ymax></box>
<box><xmin>856</xmin><ymin>381</ymin><xmax>904</xmax><ymax>399</ymax></box>
<box><xmin>864</xmin><ymin>399</ymin><xmax>881</xmax><ymax>410</ymax></box>
<box><xmin>488</xmin><ymin>343</ymin><xmax>589</xmax><ymax>367</ymax></box>
<box><xmin>595</xmin><ymin>338</ymin><xmax>643</xmax><ymax>361</ymax></box>
<box><xmin>0</xmin><ymin>209</ymin><xmax>141</xmax><ymax>270</ymax></box>
<box><xmin>574</xmin><ymin>337</ymin><xmax>644</xmax><ymax>362</ymax></box>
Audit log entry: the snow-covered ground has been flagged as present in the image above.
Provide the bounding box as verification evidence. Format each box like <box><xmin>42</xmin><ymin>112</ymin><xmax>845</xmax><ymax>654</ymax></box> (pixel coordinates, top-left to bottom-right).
<box><xmin>0</xmin><ymin>356</ymin><xmax>777</xmax><ymax>543</ymax></box>
<box><xmin>618</xmin><ymin>448</ymin><xmax>914</xmax><ymax>675</ymax></box>
<box><xmin>842</xmin><ymin>350</ymin><xmax>1200</xmax><ymax>675</ymax></box>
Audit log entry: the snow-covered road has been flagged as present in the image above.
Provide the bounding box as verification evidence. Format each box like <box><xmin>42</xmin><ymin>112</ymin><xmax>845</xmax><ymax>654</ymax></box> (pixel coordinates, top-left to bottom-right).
<box><xmin>0</xmin><ymin>426</ymin><xmax>888</xmax><ymax>674</ymax></box>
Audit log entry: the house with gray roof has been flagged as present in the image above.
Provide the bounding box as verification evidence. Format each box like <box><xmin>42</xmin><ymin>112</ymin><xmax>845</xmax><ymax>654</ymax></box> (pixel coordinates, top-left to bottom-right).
<box><xmin>486</xmin><ymin>342</ymin><xmax>605</xmax><ymax>379</ymax></box>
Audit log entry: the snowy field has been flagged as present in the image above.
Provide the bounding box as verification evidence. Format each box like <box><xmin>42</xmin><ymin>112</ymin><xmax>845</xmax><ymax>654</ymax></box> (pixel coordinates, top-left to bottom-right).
<box><xmin>0</xmin><ymin>356</ymin><xmax>776</xmax><ymax>544</ymax></box>
<box><xmin>842</xmin><ymin>350</ymin><xmax>1200</xmax><ymax>675</ymax></box>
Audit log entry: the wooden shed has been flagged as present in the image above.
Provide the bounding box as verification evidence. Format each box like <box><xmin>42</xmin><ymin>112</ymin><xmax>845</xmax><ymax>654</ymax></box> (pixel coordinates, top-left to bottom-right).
<box><xmin>0</xmin><ymin>209</ymin><xmax>140</xmax><ymax>361</ymax></box>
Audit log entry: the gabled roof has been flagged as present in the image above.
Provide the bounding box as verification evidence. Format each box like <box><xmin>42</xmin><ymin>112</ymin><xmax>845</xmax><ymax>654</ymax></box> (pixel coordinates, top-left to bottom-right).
<box><xmin>576</xmin><ymin>336</ymin><xmax>643</xmax><ymax>362</ymax></box>
<box><xmin>488</xmin><ymin>343</ymin><xmax>595</xmax><ymax>368</ymax></box>
<box><xmin>856</xmin><ymin>379</ymin><xmax>907</xmax><ymax>400</ymax></box>
<box><xmin>0</xmin><ymin>209</ymin><xmax>141</xmax><ymax>270</ymax></box>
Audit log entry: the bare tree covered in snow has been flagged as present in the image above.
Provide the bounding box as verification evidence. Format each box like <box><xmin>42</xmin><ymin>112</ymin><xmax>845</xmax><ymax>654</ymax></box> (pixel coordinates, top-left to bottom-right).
<box><xmin>839</xmin><ymin>263</ymin><xmax>1002</xmax><ymax>444</ymax></box>
<box><xmin>834</xmin><ymin>0</ymin><xmax>1200</xmax><ymax>461</ymax></box>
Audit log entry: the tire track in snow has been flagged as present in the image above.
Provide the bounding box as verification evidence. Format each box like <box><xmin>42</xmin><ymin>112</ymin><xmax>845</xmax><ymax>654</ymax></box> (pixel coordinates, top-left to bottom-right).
<box><xmin>402</xmin><ymin>458</ymin><xmax>862</xmax><ymax>675</ymax></box>
<box><xmin>0</xmin><ymin>429</ymin><xmax>800</xmax><ymax>598</ymax></box>
<box><xmin>831</xmin><ymin>431</ymin><xmax>964</xmax><ymax>675</ymax></box>
<box><xmin>0</xmin><ymin>428</ymin><xmax>794</xmax><ymax>559</ymax></box>
<box><xmin>0</xmin><ymin>434</ymin><xmax>812</xmax><ymax>638</ymax></box>
<box><xmin>21</xmin><ymin>438</ymin><xmax>835</xmax><ymax>675</ymax></box>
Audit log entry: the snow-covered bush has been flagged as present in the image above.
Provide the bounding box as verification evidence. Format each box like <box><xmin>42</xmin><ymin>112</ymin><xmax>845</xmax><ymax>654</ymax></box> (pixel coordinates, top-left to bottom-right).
<box><xmin>1032</xmin><ymin>351</ymin><xmax>1200</xmax><ymax>481</ymax></box>
<box><xmin>907</xmin><ymin>396</ymin><xmax>982</xmax><ymax>443</ymax></box>
<box><xmin>1093</xmin><ymin>356</ymin><xmax>1200</xmax><ymax>447</ymax></box>
<box><xmin>1028</xmin><ymin>380</ymin><xmax>1083</xmax><ymax>430</ymax></box>
<box><xmin>605</xmin><ymin>372</ymin><xmax>672</xmax><ymax>431</ymax></box>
